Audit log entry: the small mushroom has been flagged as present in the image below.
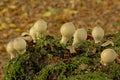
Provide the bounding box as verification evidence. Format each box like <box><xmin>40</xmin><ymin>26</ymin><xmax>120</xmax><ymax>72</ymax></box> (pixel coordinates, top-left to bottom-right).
<box><xmin>92</xmin><ymin>26</ymin><xmax>104</xmax><ymax>43</ymax></box>
<box><xmin>29</xmin><ymin>27</ymin><xmax>36</xmax><ymax>43</ymax></box>
<box><xmin>69</xmin><ymin>28</ymin><xmax>87</xmax><ymax>53</ymax></box>
<box><xmin>60</xmin><ymin>22</ymin><xmax>75</xmax><ymax>45</ymax></box>
<box><xmin>13</xmin><ymin>37</ymin><xmax>27</xmax><ymax>55</ymax></box>
<box><xmin>29</xmin><ymin>19</ymin><xmax>47</xmax><ymax>43</ymax></box>
<box><xmin>6</xmin><ymin>40</ymin><xmax>18</xmax><ymax>59</ymax></box>
<box><xmin>72</xmin><ymin>28</ymin><xmax>87</xmax><ymax>48</ymax></box>
<box><xmin>6</xmin><ymin>37</ymin><xmax>27</xmax><ymax>59</ymax></box>
<box><xmin>100</xmin><ymin>49</ymin><xmax>117</xmax><ymax>66</ymax></box>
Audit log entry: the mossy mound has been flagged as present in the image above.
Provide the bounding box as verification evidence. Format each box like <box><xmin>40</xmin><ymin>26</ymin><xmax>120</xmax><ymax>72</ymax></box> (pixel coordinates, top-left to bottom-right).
<box><xmin>3</xmin><ymin>33</ymin><xmax>120</xmax><ymax>80</ymax></box>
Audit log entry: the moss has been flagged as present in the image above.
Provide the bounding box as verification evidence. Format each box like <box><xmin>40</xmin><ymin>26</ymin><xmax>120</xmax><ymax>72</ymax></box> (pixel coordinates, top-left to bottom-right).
<box><xmin>3</xmin><ymin>33</ymin><xmax>120</xmax><ymax>80</ymax></box>
<box><xmin>73</xmin><ymin>71</ymin><xmax>110</xmax><ymax>80</ymax></box>
<box><xmin>3</xmin><ymin>54</ymin><xmax>29</xmax><ymax>80</ymax></box>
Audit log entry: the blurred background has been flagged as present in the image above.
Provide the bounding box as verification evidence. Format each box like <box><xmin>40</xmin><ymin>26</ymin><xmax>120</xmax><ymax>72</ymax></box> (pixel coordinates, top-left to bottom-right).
<box><xmin>0</xmin><ymin>0</ymin><xmax>120</xmax><ymax>78</ymax></box>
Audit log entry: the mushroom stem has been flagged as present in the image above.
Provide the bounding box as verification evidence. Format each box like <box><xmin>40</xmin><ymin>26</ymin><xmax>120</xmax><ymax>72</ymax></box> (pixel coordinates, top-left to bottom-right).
<box><xmin>10</xmin><ymin>53</ymin><xmax>16</xmax><ymax>59</ymax></box>
<box><xmin>67</xmin><ymin>46</ymin><xmax>76</xmax><ymax>53</ymax></box>
<box><xmin>72</xmin><ymin>38</ymin><xmax>79</xmax><ymax>48</ymax></box>
<box><xmin>60</xmin><ymin>36</ymin><xmax>69</xmax><ymax>45</ymax></box>
<box><xmin>100</xmin><ymin>60</ymin><xmax>107</xmax><ymax>66</ymax></box>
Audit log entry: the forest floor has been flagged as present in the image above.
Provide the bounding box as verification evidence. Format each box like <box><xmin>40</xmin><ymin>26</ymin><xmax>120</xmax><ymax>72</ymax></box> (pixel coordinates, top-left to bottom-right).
<box><xmin>0</xmin><ymin>0</ymin><xmax>120</xmax><ymax>79</ymax></box>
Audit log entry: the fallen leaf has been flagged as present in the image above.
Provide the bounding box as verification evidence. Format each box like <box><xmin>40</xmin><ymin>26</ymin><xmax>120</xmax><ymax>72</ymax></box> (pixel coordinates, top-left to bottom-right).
<box><xmin>115</xmin><ymin>57</ymin><xmax>120</xmax><ymax>64</ymax></box>
<box><xmin>116</xmin><ymin>54</ymin><xmax>120</xmax><ymax>64</ymax></box>
<box><xmin>43</xmin><ymin>11</ymin><xmax>51</xmax><ymax>17</ymax></box>
<box><xmin>79</xmin><ymin>64</ymin><xmax>88</xmax><ymax>70</ymax></box>
<box><xmin>69</xmin><ymin>10</ymin><xmax>78</xmax><ymax>14</ymax></box>
<box><xmin>15</xmin><ymin>28</ymin><xmax>21</xmax><ymax>32</ymax></box>
<box><xmin>0</xmin><ymin>23</ymin><xmax>7</xmax><ymax>30</ymax></box>
<box><xmin>22</xmin><ymin>13</ymin><xmax>28</xmax><ymax>18</ymax></box>
<box><xmin>10</xmin><ymin>24</ymin><xmax>16</xmax><ymax>28</ymax></box>
<box><xmin>1</xmin><ymin>8</ymin><xmax>8</xmax><ymax>13</ymax></box>
<box><xmin>0</xmin><ymin>27</ymin><xmax>5</xmax><ymax>31</ymax></box>
<box><xmin>96</xmin><ymin>0</ymin><xmax>103</xmax><ymax>4</ymax></box>
<box><xmin>88</xmin><ymin>48</ymin><xmax>96</xmax><ymax>56</ymax></box>
<box><xmin>9</xmin><ymin>5</ymin><xmax>16</xmax><ymax>9</ymax></box>
<box><xmin>101</xmin><ymin>40</ymin><xmax>114</xmax><ymax>47</ymax></box>
<box><xmin>5</xmin><ymin>18</ymin><xmax>11</xmax><ymax>23</ymax></box>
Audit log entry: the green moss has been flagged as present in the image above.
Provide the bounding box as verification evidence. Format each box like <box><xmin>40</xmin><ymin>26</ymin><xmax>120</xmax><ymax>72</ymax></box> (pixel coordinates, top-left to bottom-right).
<box><xmin>73</xmin><ymin>71</ymin><xmax>110</xmax><ymax>80</ymax></box>
<box><xmin>3</xmin><ymin>54</ymin><xmax>29</xmax><ymax>80</ymax></box>
<box><xmin>3</xmin><ymin>33</ymin><xmax>120</xmax><ymax>80</ymax></box>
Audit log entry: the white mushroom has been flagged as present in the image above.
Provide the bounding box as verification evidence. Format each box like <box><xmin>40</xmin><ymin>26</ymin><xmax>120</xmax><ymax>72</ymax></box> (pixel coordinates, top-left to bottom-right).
<box><xmin>100</xmin><ymin>49</ymin><xmax>117</xmax><ymax>66</ymax></box>
<box><xmin>92</xmin><ymin>26</ymin><xmax>104</xmax><ymax>43</ymax></box>
<box><xmin>60</xmin><ymin>22</ymin><xmax>75</xmax><ymax>45</ymax></box>
<box><xmin>6</xmin><ymin>40</ymin><xmax>18</xmax><ymax>59</ymax></box>
<box><xmin>6</xmin><ymin>37</ymin><xmax>27</xmax><ymax>59</ymax></box>
<box><xmin>13</xmin><ymin>37</ymin><xmax>27</xmax><ymax>54</ymax></box>
<box><xmin>29</xmin><ymin>19</ymin><xmax>47</xmax><ymax>43</ymax></box>
<box><xmin>29</xmin><ymin>27</ymin><xmax>36</xmax><ymax>43</ymax></box>
<box><xmin>72</xmin><ymin>28</ymin><xmax>87</xmax><ymax>48</ymax></box>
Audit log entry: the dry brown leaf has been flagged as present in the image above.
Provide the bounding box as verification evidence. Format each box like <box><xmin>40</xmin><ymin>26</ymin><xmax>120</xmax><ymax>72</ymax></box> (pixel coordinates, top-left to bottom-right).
<box><xmin>0</xmin><ymin>26</ymin><xmax>5</xmax><ymax>31</ymax></box>
<box><xmin>101</xmin><ymin>40</ymin><xmax>114</xmax><ymax>47</ymax></box>
<box><xmin>5</xmin><ymin>18</ymin><xmax>11</xmax><ymax>23</ymax></box>
<box><xmin>87</xmin><ymin>48</ymin><xmax>96</xmax><ymax>56</ymax></box>
<box><xmin>115</xmin><ymin>54</ymin><xmax>120</xmax><ymax>64</ymax></box>
<box><xmin>15</xmin><ymin>28</ymin><xmax>21</xmax><ymax>32</ymax></box>
<box><xmin>22</xmin><ymin>13</ymin><xmax>28</xmax><ymax>18</ymax></box>
<box><xmin>69</xmin><ymin>10</ymin><xmax>78</xmax><ymax>14</ymax></box>
<box><xmin>96</xmin><ymin>0</ymin><xmax>103</xmax><ymax>4</ymax></box>
<box><xmin>116</xmin><ymin>57</ymin><xmax>120</xmax><ymax>64</ymax></box>
<box><xmin>79</xmin><ymin>64</ymin><xmax>88</xmax><ymax>70</ymax></box>
<box><xmin>9</xmin><ymin>5</ymin><xmax>17</xmax><ymax>9</ymax></box>
<box><xmin>1</xmin><ymin>8</ymin><xmax>8</xmax><ymax>13</ymax></box>
<box><xmin>43</xmin><ymin>11</ymin><xmax>52</xmax><ymax>17</ymax></box>
<box><xmin>9</xmin><ymin>24</ymin><xmax>16</xmax><ymax>28</ymax></box>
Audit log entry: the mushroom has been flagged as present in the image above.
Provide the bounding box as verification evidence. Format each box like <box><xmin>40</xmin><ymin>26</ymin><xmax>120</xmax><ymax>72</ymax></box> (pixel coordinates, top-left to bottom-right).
<box><xmin>72</xmin><ymin>28</ymin><xmax>87</xmax><ymax>48</ymax></box>
<box><xmin>29</xmin><ymin>19</ymin><xmax>47</xmax><ymax>43</ymax></box>
<box><xmin>69</xmin><ymin>28</ymin><xmax>87</xmax><ymax>53</ymax></box>
<box><xmin>100</xmin><ymin>49</ymin><xmax>117</xmax><ymax>66</ymax></box>
<box><xmin>6</xmin><ymin>37</ymin><xmax>27</xmax><ymax>59</ymax></box>
<box><xmin>92</xmin><ymin>26</ymin><xmax>104</xmax><ymax>43</ymax></box>
<box><xmin>29</xmin><ymin>27</ymin><xmax>36</xmax><ymax>43</ymax></box>
<box><xmin>13</xmin><ymin>37</ymin><xmax>27</xmax><ymax>55</ymax></box>
<box><xmin>6</xmin><ymin>40</ymin><xmax>18</xmax><ymax>59</ymax></box>
<box><xmin>60</xmin><ymin>22</ymin><xmax>75</xmax><ymax>45</ymax></box>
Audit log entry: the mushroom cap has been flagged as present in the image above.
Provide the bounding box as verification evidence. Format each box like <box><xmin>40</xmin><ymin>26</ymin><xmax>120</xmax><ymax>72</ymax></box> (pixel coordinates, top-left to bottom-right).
<box><xmin>101</xmin><ymin>49</ymin><xmax>117</xmax><ymax>64</ymax></box>
<box><xmin>21</xmin><ymin>32</ymin><xmax>33</xmax><ymax>42</ymax></box>
<box><xmin>13</xmin><ymin>37</ymin><xmax>27</xmax><ymax>52</ymax></box>
<box><xmin>60</xmin><ymin>22</ymin><xmax>75</xmax><ymax>38</ymax></box>
<box><xmin>92</xmin><ymin>26</ymin><xmax>104</xmax><ymax>43</ymax></box>
<box><xmin>29</xmin><ymin>27</ymin><xmax>37</xmax><ymax>42</ymax></box>
<box><xmin>6</xmin><ymin>40</ymin><xmax>17</xmax><ymax>54</ymax></box>
<box><xmin>33</xmin><ymin>19</ymin><xmax>47</xmax><ymax>33</ymax></box>
<box><xmin>73</xmin><ymin>28</ymin><xmax>87</xmax><ymax>41</ymax></box>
